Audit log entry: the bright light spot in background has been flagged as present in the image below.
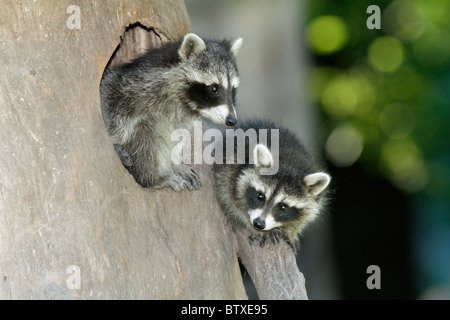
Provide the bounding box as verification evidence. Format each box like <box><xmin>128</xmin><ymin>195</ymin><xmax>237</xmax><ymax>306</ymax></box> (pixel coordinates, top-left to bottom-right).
<box><xmin>383</xmin><ymin>0</ymin><xmax>426</xmax><ymax>43</ymax></box>
<box><xmin>368</xmin><ymin>36</ymin><xmax>405</xmax><ymax>72</ymax></box>
<box><xmin>306</xmin><ymin>15</ymin><xmax>349</xmax><ymax>55</ymax></box>
<box><xmin>379</xmin><ymin>103</ymin><xmax>415</xmax><ymax>139</ymax></box>
<box><xmin>321</xmin><ymin>76</ymin><xmax>357</xmax><ymax>117</ymax></box>
<box><xmin>417</xmin><ymin>0</ymin><xmax>450</xmax><ymax>24</ymax></box>
<box><xmin>320</xmin><ymin>73</ymin><xmax>375</xmax><ymax>118</ymax></box>
<box><xmin>381</xmin><ymin>139</ymin><xmax>428</xmax><ymax>193</ymax></box>
<box><xmin>326</xmin><ymin>125</ymin><xmax>364</xmax><ymax>167</ymax></box>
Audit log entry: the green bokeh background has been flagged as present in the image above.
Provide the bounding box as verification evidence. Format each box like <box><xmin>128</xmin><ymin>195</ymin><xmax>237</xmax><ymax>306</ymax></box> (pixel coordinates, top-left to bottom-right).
<box><xmin>306</xmin><ymin>0</ymin><xmax>450</xmax><ymax>298</ymax></box>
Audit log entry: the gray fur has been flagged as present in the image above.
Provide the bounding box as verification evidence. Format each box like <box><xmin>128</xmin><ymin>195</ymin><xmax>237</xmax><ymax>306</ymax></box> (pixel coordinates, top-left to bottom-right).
<box><xmin>101</xmin><ymin>33</ymin><xmax>242</xmax><ymax>190</ymax></box>
<box><xmin>213</xmin><ymin>120</ymin><xmax>331</xmax><ymax>249</ymax></box>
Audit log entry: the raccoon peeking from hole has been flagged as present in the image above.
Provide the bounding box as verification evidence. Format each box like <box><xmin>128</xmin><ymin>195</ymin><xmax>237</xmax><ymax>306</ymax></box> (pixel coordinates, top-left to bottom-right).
<box><xmin>100</xmin><ymin>33</ymin><xmax>243</xmax><ymax>191</ymax></box>
<box><xmin>213</xmin><ymin>120</ymin><xmax>331</xmax><ymax>250</ymax></box>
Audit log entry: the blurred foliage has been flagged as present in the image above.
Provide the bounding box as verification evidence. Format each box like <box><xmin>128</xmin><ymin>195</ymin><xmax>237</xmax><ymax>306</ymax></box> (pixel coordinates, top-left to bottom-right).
<box><xmin>305</xmin><ymin>0</ymin><xmax>450</xmax><ymax>198</ymax></box>
<box><xmin>305</xmin><ymin>0</ymin><xmax>450</xmax><ymax>296</ymax></box>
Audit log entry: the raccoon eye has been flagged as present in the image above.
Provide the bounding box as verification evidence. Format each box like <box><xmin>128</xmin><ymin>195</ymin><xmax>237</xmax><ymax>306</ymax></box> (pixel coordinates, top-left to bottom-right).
<box><xmin>279</xmin><ymin>203</ymin><xmax>288</xmax><ymax>211</ymax></box>
<box><xmin>257</xmin><ymin>192</ymin><xmax>265</xmax><ymax>201</ymax></box>
<box><xmin>209</xmin><ymin>84</ymin><xmax>220</xmax><ymax>94</ymax></box>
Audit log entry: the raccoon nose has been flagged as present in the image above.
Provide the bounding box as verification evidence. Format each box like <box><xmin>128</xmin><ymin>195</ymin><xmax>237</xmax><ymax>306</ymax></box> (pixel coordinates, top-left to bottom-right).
<box><xmin>253</xmin><ymin>218</ymin><xmax>266</xmax><ymax>230</ymax></box>
<box><xmin>225</xmin><ymin>115</ymin><xmax>237</xmax><ymax>127</ymax></box>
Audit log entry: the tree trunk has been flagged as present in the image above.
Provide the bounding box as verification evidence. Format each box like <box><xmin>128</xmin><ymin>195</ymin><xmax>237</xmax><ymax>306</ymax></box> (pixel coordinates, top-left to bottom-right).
<box><xmin>0</xmin><ymin>0</ymin><xmax>306</xmax><ymax>299</ymax></box>
<box><xmin>235</xmin><ymin>228</ymin><xmax>308</xmax><ymax>300</ymax></box>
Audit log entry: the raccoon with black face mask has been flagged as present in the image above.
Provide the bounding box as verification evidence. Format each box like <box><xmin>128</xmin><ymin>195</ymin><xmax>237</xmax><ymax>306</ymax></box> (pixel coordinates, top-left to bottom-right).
<box><xmin>213</xmin><ymin>120</ymin><xmax>331</xmax><ymax>249</ymax></box>
<box><xmin>101</xmin><ymin>33</ymin><xmax>242</xmax><ymax>191</ymax></box>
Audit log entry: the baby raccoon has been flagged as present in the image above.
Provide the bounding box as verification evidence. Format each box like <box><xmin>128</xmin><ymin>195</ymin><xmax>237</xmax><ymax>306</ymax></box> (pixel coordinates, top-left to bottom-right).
<box><xmin>213</xmin><ymin>120</ymin><xmax>331</xmax><ymax>249</ymax></box>
<box><xmin>101</xmin><ymin>33</ymin><xmax>242</xmax><ymax>191</ymax></box>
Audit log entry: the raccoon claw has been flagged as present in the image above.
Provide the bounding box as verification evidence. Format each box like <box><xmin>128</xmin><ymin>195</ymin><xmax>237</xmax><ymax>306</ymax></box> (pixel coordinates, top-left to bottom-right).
<box><xmin>261</xmin><ymin>230</ymin><xmax>282</xmax><ymax>247</ymax></box>
<box><xmin>164</xmin><ymin>174</ymin><xmax>188</xmax><ymax>192</ymax></box>
<box><xmin>284</xmin><ymin>239</ymin><xmax>295</xmax><ymax>251</ymax></box>
<box><xmin>156</xmin><ymin>166</ymin><xmax>201</xmax><ymax>191</ymax></box>
<box><xmin>271</xmin><ymin>229</ymin><xmax>284</xmax><ymax>244</ymax></box>
<box><xmin>248</xmin><ymin>229</ymin><xmax>287</xmax><ymax>248</ymax></box>
<box><xmin>176</xmin><ymin>167</ymin><xmax>201</xmax><ymax>191</ymax></box>
<box><xmin>180</xmin><ymin>168</ymin><xmax>201</xmax><ymax>190</ymax></box>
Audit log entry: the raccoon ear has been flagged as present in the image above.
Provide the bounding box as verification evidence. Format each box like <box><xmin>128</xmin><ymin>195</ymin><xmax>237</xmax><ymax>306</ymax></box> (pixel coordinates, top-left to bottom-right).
<box><xmin>179</xmin><ymin>33</ymin><xmax>206</xmax><ymax>60</ymax></box>
<box><xmin>253</xmin><ymin>144</ymin><xmax>273</xmax><ymax>168</ymax></box>
<box><xmin>303</xmin><ymin>172</ymin><xmax>331</xmax><ymax>196</ymax></box>
<box><xmin>230</xmin><ymin>38</ymin><xmax>243</xmax><ymax>57</ymax></box>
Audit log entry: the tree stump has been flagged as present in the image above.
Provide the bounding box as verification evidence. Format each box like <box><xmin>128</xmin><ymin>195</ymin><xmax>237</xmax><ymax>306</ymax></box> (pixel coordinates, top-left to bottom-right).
<box><xmin>0</xmin><ymin>0</ymin><xmax>307</xmax><ymax>299</ymax></box>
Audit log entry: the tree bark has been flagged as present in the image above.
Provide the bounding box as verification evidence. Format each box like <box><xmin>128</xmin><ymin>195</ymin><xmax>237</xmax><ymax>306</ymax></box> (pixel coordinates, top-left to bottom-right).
<box><xmin>0</xmin><ymin>0</ymin><xmax>246</xmax><ymax>299</ymax></box>
<box><xmin>0</xmin><ymin>0</ymin><xmax>307</xmax><ymax>300</ymax></box>
<box><xmin>235</xmin><ymin>228</ymin><xmax>308</xmax><ymax>300</ymax></box>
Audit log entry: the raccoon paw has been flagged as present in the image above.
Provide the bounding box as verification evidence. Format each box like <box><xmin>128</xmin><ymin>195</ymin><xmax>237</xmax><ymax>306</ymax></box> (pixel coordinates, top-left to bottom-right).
<box><xmin>155</xmin><ymin>166</ymin><xmax>201</xmax><ymax>191</ymax></box>
<box><xmin>176</xmin><ymin>166</ymin><xmax>202</xmax><ymax>191</ymax></box>
<box><xmin>114</xmin><ymin>144</ymin><xmax>132</xmax><ymax>167</ymax></box>
<box><xmin>263</xmin><ymin>230</ymin><xmax>282</xmax><ymax>247</ymax></box>
<box><xmin>247</xmin><ymin>233</ymin><xmax>271</xmax><ymax>247</ymax></box>
<box><xmin>248</xmin><ymin>229</ymin><xmax>285</xmax><ymax>248</ymax></box>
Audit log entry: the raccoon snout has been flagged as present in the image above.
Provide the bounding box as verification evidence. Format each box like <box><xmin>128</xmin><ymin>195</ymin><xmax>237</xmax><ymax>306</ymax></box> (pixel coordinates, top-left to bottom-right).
<box><xmin>253</xmin><ymin>218</ymin><xmax>266</xmax><ymax>230</ymax></box>
<box><xmin>225</xmin><ymin>115</ymin><xmax>237</xmax><ymax>127</ymax></box>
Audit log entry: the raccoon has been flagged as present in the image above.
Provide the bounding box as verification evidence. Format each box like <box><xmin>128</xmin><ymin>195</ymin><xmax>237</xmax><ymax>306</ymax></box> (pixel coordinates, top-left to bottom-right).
<box><xmin>100</xmin><ymin>33</ymin><xmax>243</xmax><ymax>191</ymax></box>
<box><xmin>213</xmin><ymin>120</ymin><xmax>331</xmax><ymax>249</ymax></box>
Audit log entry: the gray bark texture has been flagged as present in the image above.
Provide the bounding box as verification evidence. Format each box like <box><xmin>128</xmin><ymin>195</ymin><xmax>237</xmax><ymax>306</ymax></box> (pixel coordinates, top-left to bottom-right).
<box><xmin>0</xmin><ymin>0</ymin><xmax>307</xmax><ymax>299</ymax></box>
